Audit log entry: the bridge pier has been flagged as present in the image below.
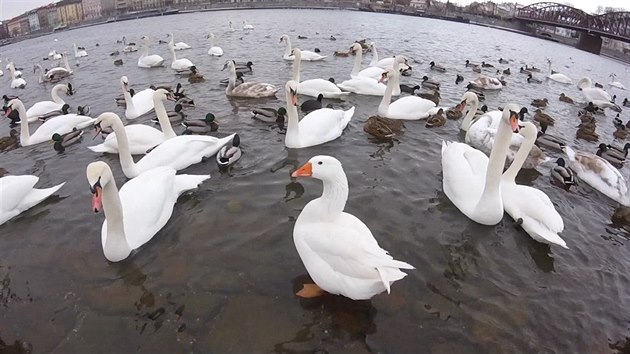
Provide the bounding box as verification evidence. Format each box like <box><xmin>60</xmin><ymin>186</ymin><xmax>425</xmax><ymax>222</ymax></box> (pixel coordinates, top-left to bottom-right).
<box><xmin>576</xmin><ymin>32</ymin><xmax>602</xmax><ymax>54</ymax></box>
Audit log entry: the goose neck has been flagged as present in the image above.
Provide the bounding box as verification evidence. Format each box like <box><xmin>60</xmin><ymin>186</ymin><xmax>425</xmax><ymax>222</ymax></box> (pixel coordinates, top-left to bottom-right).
<box><xmin>319</xmin><ymin>173</ymin><xmax>349</xmax><ymax>219</ymax></box>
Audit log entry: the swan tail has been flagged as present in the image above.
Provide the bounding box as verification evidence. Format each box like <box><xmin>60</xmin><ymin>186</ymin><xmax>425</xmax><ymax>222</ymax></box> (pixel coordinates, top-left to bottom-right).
<box><xmin>174</xmin><ymin>174</ymin><xmax>210</xmax><ymax>196</ymax></box>
<box><xmin>522</xmin><ymin>218</ymin><xmax>568</xmax><ymax>249</ymax></box>
<box><xmin>18</xmin><ymin>182</ymin><xmax>65</xmax><ymax>212</ymax></box>
<box><xmin>87</xmin><ymin>144</ymin><xmax>109</xmax><ymax>153</ymax></box>
<box><xmin>563</xmin><ymin>145</ymin><xmax>576</xmax><ymax>161</ymax></box>
<box><xmin>343</xmin><ymin>106</ymin><xmax>355</xmax><ymax>124</ymax></box>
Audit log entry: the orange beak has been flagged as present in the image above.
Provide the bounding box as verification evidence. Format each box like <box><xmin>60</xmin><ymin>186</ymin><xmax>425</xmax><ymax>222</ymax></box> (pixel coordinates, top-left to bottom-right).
<box><xmin>458</xmin><ymin>100</ymin><xmax>466</xmax><ymax>112</ymax></box>
<box><xmin>93</xmin><ymin>125</ymin><xmax>102</xmax><ymax>140</ymax></box>
<box><xmin>92</xmin><ymin>186</ymin><xmax>102</xmax><ymax>213</ymax></box>
<box><xmin>291</xmin><ymin>162</ymin><xmax>312</xmax><ymax>177</ymax></box>
<box><xmin>510</xmin><ymin>112</ymin><xmax>519</xmax><ymax>133</ymax></box>
<box><xmin>290</xmin><ymin>92</ymin><xmax>298</xmax><ymax>106</ymax></box>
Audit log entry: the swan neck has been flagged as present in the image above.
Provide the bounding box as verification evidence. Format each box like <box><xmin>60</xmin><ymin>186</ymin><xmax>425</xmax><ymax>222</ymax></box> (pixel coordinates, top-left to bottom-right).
<box><xmin>284</xmin><ymin>38</ymin><xmax>291</xmax><ymax>58</ymax></box>
<box><xmin>285</xmin><ymin>90</ymin><xmax>300</xmax><ymax>146</ymax></box>
<box><xmin>292</xmin><ymin>53</ymin><xmax>301</xmax><ymax>82</ymax></box>
<box><xmin>101</xmin><ymin>176</ymin><xmax>130</xmax><ymax>261</ymax></box>
<box><xmin>351</xmin><ymin>49</ymin><xmax>362</xmax><ymax>76</ymax></box>
<box><xmin>378</xmin><ymin>72</ymin><xmax>396</xmax><ymax>115</ymax></box>
<box><xmin>18</xmin><ymin>104</ymin><xmax>30</xmax><ymax>145</ymax></box>
<box><xmin>461</xmin><ymin>99</ymin><xmax>479</xmax><ymax>131</ymax></box>
<box><xmin>169</xmin><ymin>44</ymin><xmax>176</xmax><ymax>61</ymax></box>
<box><xmin>153</xmin><ymin>95</ymin><xmax>176</xmax><ymax>138</ymax></box>
<box><xmin>226</xmin><ymin>66</ymin><xmax>236</xmax><ymax>94</ymax></box>
<box><xmin>369</xmin><ymin>45</ymin><xmax>378</xmax><ymax>67</ymax></box>
<box><xmin>51</xmin><ymin>85</ymin><xmax>65</xmax><ymax>104</ymax></box>
<box><xmin>319</xmin><ymin>173</ymin><xmax>349</xmax><ymax>219</ymax></box>
<box><xmin>476</xmin><ymin>114</ymin><xmax>512</xmax><ymax>208</ymax></box>
<box><xmin>63</xmin><ymin>56</ymin><xmax>70</xmax><ymax>71</ymax></box>
<box><xmin>110</xmin><ymin>116</ymin><xmax>139</xmax><ymax>178</ymax></box>
<box><xmin>503</xmin><ymin>127</ymin><xmax>536</xmax><ymax>183</ymax></box>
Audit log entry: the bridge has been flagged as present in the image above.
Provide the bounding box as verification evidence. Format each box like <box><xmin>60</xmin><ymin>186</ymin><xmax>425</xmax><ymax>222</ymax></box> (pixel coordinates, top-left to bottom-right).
<box><xmin>515</xmin><ymin>2</ymin><xmax>630</xmax><ymax>54</ymax></box>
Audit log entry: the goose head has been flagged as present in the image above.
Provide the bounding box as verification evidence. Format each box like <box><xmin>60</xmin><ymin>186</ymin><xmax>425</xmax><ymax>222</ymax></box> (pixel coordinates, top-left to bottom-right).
<box><xmin>86</xmin><ymin>161</ymin><xmax>114</xmax><ymax>213</ymax></box>
<box><xmin>292</xmin><ymin>155</ymin><xmax>343</xmax><ymax>180</ymax></box>
<box><xmin>286</xmin><ymin>80</ymin><xmax>299</xmax><ymax>106</ymax></box>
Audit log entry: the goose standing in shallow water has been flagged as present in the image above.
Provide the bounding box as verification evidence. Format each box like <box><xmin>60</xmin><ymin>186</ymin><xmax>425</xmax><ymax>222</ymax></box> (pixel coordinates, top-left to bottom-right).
<box><xmin>224</xmin><ymin>61</ymin><xmax>277</xmax><ymax>98</ymax></box>
<box><xmin>0</xmin><ymin>175</ymin><xmax>65</xmax><ymax>226</ymax></box>
<box><xmin>25</xmin><ymin>84</ymin><xmax>74</xmax><ymax>122</ymax></box>
<box><xmin>206</xmin><ymin>33</ymin><xmax>223</xmax><ymax>56</ymax></box>
<box><xmin>291</xmin><ymin>155</ymin><xmax>414</xmax><ymax>299</ymax></box>
<box><xmin>280</xmin><ymin>35</ymin><xmax>326</xmax><ymax>61</ymax></box>
<box><xmin>137</xmin><ymin>36</ymin><xmax>165</xmax><ymax>68</ymax></box>
<box><xmin>86</xmin><ymin>161</ymin><xmax>208</xmax><ymax>262</ymax></box>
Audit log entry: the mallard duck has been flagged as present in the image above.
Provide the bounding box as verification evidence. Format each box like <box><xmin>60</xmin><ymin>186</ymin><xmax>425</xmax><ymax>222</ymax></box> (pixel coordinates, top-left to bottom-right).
<box><xmin>333</xmin><ymin>51</ymin><xmax>350</xmax><ymax>57</ymax></box>
<box><xmin>465</xmin><ymin>60</ymin><xmax>479</xmax><ymax>67</ymax></box>
<box><xmin>596</xmin><ymin>143</ymin><xmax>624</xmax><ymax>168</ymax></box>
<box><xmin>38</xmin><ymin>103</ymin><xmax>71</xmax><ymax>121</ymax></box>
<box><xmin>115</xmin><ymin>88</ymin><xmax>134</xmax><ymax>106</ymax></box>
<box><xmin>220</xmin><ymin>71</ymin><xmax>244</xmax><ymax>87</ymax></box>
<box><xmin>429</xmin><ymin>61</ymin><xmax>446</xmax><ymax>72</ymax></box>
<box><xmin>188</xmin><ymin>66</ymin><xmax>204</xmax><ymax>83</ymax></box>
<box><xmin>417</xmin><ymin>90</ymin><xmax>440</xmax><ymax>105</ymax></box>
<box><xmin>612</xmin><ymin>206</ymin><xmax>630</xmax><ymax>226</ymax></box>
<box><xmin>623</xmin><ymin>98</ymin><xmax>630</xmax><ymax>107</ymax></box>
<box><xmin>498</xmin><ymin>58</ymin><xmax>509</xmax><ymax>64</ymax></box>
<box><xmin>527</xmin><ymin>74</ymin><xmax>542</xmax><ymax>84</ymax></box>
<box><xmin>594</xmin><ymin>82</ymin><xmax>604</xmax><ymax>88</ymax></box>
<box><xmin>234</xmin><ymin>61</ymin><xmax>253</xmax><ymax>73</ymax></box>
<box><xmin>472</xmin><ymin>66</ymin><xmax>481</xmax><ymax>73</ymax></box>
<box><xmin>534</xmin><ymin>109</ymin><xmax>555</xmax><ymax>125</ymax></box>
<box><xmin>614</xmin><ymin>114</ymin><xmax>623</xmax><ymax>128</ymax></box>
<box><xmin>114</xmin><ymin>59</ymin><xmax>123</xmax><ymax>66</ymax></box>
<box><xmin>502</xmin><ymin>68</ymin><xmax>511</xmax><ymax>75</ymax></box>
<box><xmin>576</xmin><ymin>126</ymin><xmax>599</xmax><ymax>142</ymax></box>
<box><xmin>151</xmin><ymin>103</ymin><xmax>185</xmax><ymax>124</ymax></box>
<box><xmin>446</xmin><ymin>103</ymin><xmax>464</xmax><ymax>120</ymax></box>
<box><xmin>330</xmin><ymin>35</ymin><xmax>337</xmax><ymax>41</ymax></box>
<box><xmin>216</xmin><ymin>134</ymin><xmax>242</xmax><ymax>168</ymax></box>
<box><xmin>421</xmin><ymin>76</ymin><xmax>440</xmax><ymax>90</ymax></box>
<box><xmin>465</xmin><ymin>85</ymin><xmax>485</xmax><ymax>101</ymax></box>
<box><xmin>583</xmin><ymin>102</ymin><xmax>603</xmax><ymax>114</ymax></box>
<box><xmin>551</xmin><ymin>158</ymin><xmax>577</xmax><ymax>189</ymax></box>
<box><xmin>481</xmin><ymin>61</ymin><xmax>494</xmax><ymax>68</ymax></box>
<box><xmin>525</xmin><ymin>65</ymin><xmax>540</xmax><ymax>72</ymax></box>
<box><xmin>559</xmin><ymin>93</ymin><xmax>574</xmax><ymax>104</ymax></box>
<box><xmin>425</xmin><ymin>108</ymin><xmax>446</xmax><ymax>128</ymax></box>
<box><xmin>0</xmin><ymin>129</ymin><xmax>18</xmax><ymax>152</ymax></box>
<box><xmin>456</xmin><ymin>74</ymin><xmax>464</xmax><ymax>85</ymax></box>
<box><xmin>363</xmin><ymin>116</ymin><xmax>404</xmax><ymax>139</ymax></box>
<box><xmin>614</xmin><ymin>125</ymin><xmax>628</xmax><ymax>140</ymax></box>
<box><xmin>536</xmin><ymin>122</ymin><xmax>565</xmax><ymax>152</ymax></box>
<box><xmin>52</xmin><ymin>128</ymin><xmax>83</xmax><ymax>153</ymax></box>
<box><xmin>297</xmin><ymin>35</ymin><xmax>307</xmax><ymax>39</ymax></box>
<box><xmin>251</xmin><ymin>107</ymin><xmax>286</xmax><ymax>124</ymax></box>
<box><xmin>77</xmin><ymin>105</ymin><xmax>90</xmax><ymax>116</ymax></box>
<box><xmin>607</xmin><ymin>143</ymin><xmax>630</xmax><ymax>159</ymax></box>
<box><xmin>301</xmin><ymin>94</ymin><xmax>323</xmax><ymax>113</ymax></box>
<box><xmin>531</xmin><ymin>98</ymin><xmax>548</xmax><ymax>108</ymax></box>
<box><xmin>578</xmin><ymin>111</ymin><xmax>594</xmax><ymax>123</ymax></box>
<box><xmin>182</xmin><ymin>113</ymin><xmax>219</xmax><ymax>134</ymax></box>
<box><xmin>176</xmin><ymin>96</ymin><xmax>195</xmax><ymax>107</ymax></box>
<box><xmin>400</xmin><ymin>84</ymin><xmax>419</xmax><ymax>94</ymax></box>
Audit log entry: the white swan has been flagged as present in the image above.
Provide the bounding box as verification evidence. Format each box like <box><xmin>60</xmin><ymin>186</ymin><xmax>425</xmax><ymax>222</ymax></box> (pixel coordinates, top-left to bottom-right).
<box><xmin>291</xmin><ymin>48</ymin><xmax>347</xmax><ymax>99</ymax></box>
<box><xmin>576</xmin><ymin>77</ymin><xmax>613</xmax><ymax>102</ymax></box>
<box><xmin>207</xmin><ymin>33</ymin><xmax>223</xmax><ymax>56</ymax></box>
<box><xmin>285</xmin><ymin>81</ymin><xmax>354</xmax><ymax>148</ymax></box>
<box><xmin>8</xmin><ymin>63</ymin><xmax>26</xmax><ymax>89</ymax></box>
<box><xmin>546</xmin><ymin>60</ymin><xmax>572</xmax><ymax>84</ymax></box>
<box><xmin>5</xmin><ymin>98</ymin><xmax>95</xmax><ymax>146</ymax></box>
<box><xmin>224</xmin><ymin>61</ymin><xmax>278</xmax><ymax>98</ymax></box>
<box><xmin>377</xmin><ymin>67</ymin><xmax>435</xmax><ymax>120</ymax></box>
<box><xmin>0</xmin><ymin>175</ymin><xmax>65</xmax><ymax>226</ymax></box>
<box><xmin>94</xmin><ymin>112</ymin><xmax>236</xmax><ymax>178</ymax></box>
<box><xmin>459</xmin><ymin>92</ymin><xmax>479</xmax><ymax>131</ymax></box>
<box><xmin>469</xmin><ymin>75</ymin><xmax>503</xmax><ymax>90</ymax></box>
<box><xmin>120</xmin><ymin>76</ymin><xmax>155</xmax><ymax>119</ymax></box>
<box><xmin>6</xmin><ymin>61</ymin><xmax>22</xmax><ymax>77</ymax></box>
<box><xmin>441</xmin><ymin>105</ymin><xmax>520</xmax><ymax>225</ymax></box>
<box><xmin>45</xmin><ymin>54</ymin><xmax>72</xmax><ymax>79</ymax></box>
<box><xmin>280</xmin><ymin>35</ymin><xmax>326</xmax><ymax>61</ymax></box>
<box><xmin>168</xmin><ymin>35</ymin><xmax>194</xmax><ymax>71</ymax></box>
<box><xmin>167</xmin><ymin>33</ymin><xmax>191</xmax><ymax>50</ymax></box>
<box><xmin>228</xmin><ymin>21</ymin><xmax>235</xmax><ymax>32</ymax></box>
<box><xmin>501</xmin><ymin>122</ymin><xmax>567</xmax><ymax>248</ymax></box>
<box><xmin>563</xmin><ymin>145</ymin><xmax>629</xmax><ymax>206</ymax></box>
<box><xmin>243</xmin><ymin>20</ymin><xmax>254</xmax><ymax>30</ymax></box>
<box><xmin>609</xmin><ymin>74</ymin><xmax>626</xmax><ymax>90</ymax></box>
<box><xmin>137</xmin><ymin>36</ymin><xmax>165</xmax><ymax>68</ymax></box>
<box><xmin>26</xmin><ymin>84</ymin><xmax>73</xmax><ymax>122</ymax></box>
<box><xmin>73</xmin><ymin>43</ymin><xmax>88</xmax><ymax>58</ymax></box>
<box><xmin>86</xmin><ymin>161</ymin><xmax>208</xmax><ymax>262</ymax></box>
<box><xmin>348</xmin><ymin>43</ymin><xmax>385</xmax><ymax>81</ymax></box>
<box><xmin>88</xmin><ymin>89</ymin><xmax>177</xmax><ymax>154</ymax></box>
<box><xmin>369</xmin><ymin>42</ymin><xmax>396</xmax><ymax>69</ymax></box>
<box><xmin>290</xmin><ymin>155</ymin><xmax>414</xmax><ymax>300</ymax></box>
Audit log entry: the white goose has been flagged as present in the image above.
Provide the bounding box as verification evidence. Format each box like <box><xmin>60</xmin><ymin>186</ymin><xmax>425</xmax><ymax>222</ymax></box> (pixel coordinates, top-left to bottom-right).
<box><xmin>285</xmin><ymin>80</ymin><xmax>354</xmax><ymax>148</ymax></box>
<box><xmin>280</xmin><ymin>35</ymin><xmax>326</xmax><ymax>61</ymax></box>
<box><xmin>94</xmin><ymin>112</ymin><xmax>236</xmax><ymax>178</ymax></box>
<box><xmin>501</xmin><ymin>122</ymin><xmax>567</xmax><ymax>248</ymax></box>
<box><xmin>290</xmin><ymin>155</ymin><xmax>414</xmax><ymax>300</ymax></box>
<box><xmin>167</xmin><ymin>33</ymin><xmax>191</xmax><ymax>50</ymax></box>
<box><xmin>377</xmin><ymin>67</ymin><xmax>435</xmax><ymax>120</ymax></box>
<box><xmin>0</xmin><ymin>175</ymin><xmax>65</xmax><ymax>226</ymax></box>
<box><xmin>6</xmin><ymin>98</ymin><xmax>95</xmax><ymax>146</ymax></box>
<box><xmin>441</xmin><ymin>105</ymin><xmax>520</xmax><ymax>225</ymax></box>
<box><xmin>224</xmin><ymin>61</ymin><xmax>277</xmax><ymax>98</ymax></box>
<box><xmin>86</xmin><ymin>161</ymin><xmax>208</xmax><ymax>262</ymax></box>
<box><xmin>88</xmin><ymin>89</ymin><xmax>177</xmax><ymax>155</ymax></box>
<box><xmin>291</xmin><ymin>48</ymin><xmax>348</xmax><ymax>99</ymax></box>
<box><xmin>8</xmin><ymin>63</ymin><xmax>26</xmax><ymax>89</ymax></box>
<box><xmin>563</xmin><ymin>145</ymin><xmax>630</xmax><ymax>206</ymax></box>
<box><xmin>120</xmin><ymin>76</ymin><xmax>155</xmax><ymax>119</ymax></box>
<box><xmin>26</xmin><ymin>84</ymin><xmax>73</xmax><ymax>122</ymax></box>
<box><xmin>137</xmin><ymin>36</ymin><xmax>165</xmax><ymax>68</ymax></box>
<box><xmin>207</xmin><ymin>33</ymin><xmax>223</xmax><ymax>56</ymax></box>
<box><xmin>609</xmin><ymin>74</ymin><xmax>626</xmax><ymax>90</ymax></box>
<box><xmin>73</xmin><ymin>44</ymin><xmax>88</xmax><ymax>58</ymax></box>
<box><xmin>168</xmin><ymin>35</ymin><xmax>194</xmax><ymax>71</ymax></box>
<box><xmin>546</xmin><ymin>60</ymin><xmax>572</xmax><ymax>84</ymax></box>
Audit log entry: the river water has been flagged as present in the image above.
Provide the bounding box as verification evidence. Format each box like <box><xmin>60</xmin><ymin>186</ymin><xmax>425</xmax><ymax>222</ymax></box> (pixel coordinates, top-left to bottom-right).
<box><xmin>1</xmin><ymin>8</ymin><xmax>630</xmax><ymax>353</ymax></box>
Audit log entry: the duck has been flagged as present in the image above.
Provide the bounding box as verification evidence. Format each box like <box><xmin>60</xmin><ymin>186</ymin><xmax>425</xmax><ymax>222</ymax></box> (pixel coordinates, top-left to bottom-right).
<box><xmin>86</xmin><ymin>161</ymin><xmax>208</xmax><ymax>262</ymax></box>
<box><xmin>465</xmin><ymin>84</ymin><xmax>486</xmax><ymax>101</ymax></box>
<box><xmin>576</xmin><ymin>125</ymin><xmax>599</xmax><ymax>142</ymax></box>
<box><xmin>499</xmin><ymin>58</ymin><xmax>509</xmax><ymax>64</ymax></box>
<box><xmin>330</xmin><ymin>35</ymin><xmax>336</xmax><ymax>41</ymax></box>
<box><xmin>534</xmin><ymin>109</ymin><xmax>555</xmax><ymax>125</ymax></box>
<box><xmin>137</xmin><ymin>36</ymin><xmax>165</xmax><ymax>68</ymax></box>
<box><xmin>119</xmin><ymin>76</ymin><xmax>155</xmax><ymax>119</ymax></box>
<box><xmin>113</xmin><ymin>59</ymin><xmax>123</xmax><ymax>66</ymax></box>
<box><xmin>559</xmin><ymin>93</ymin><xmax>574</xmax><ymax>104</ymax></box>
<box><xmin>469</xmin><ymin>75</ymin><xmax>502</xmax><ymax>90</ymax></box>
<box><xmin>502</xmin><ymin>68</ymin><xmax>511</xmax><ymax>75</ymax></box>
<box><xmin>220</xmin><ymin>71</ymin><xmax>244</xmax><ymax>87</ymax></box>
<box><xmin>176</xmin><ymin>96</ymin><xmax>195</xmax><ymax>108</ymax></box>
<box><xmin>531</xmin><ymin>98</ymin><xmax>548</xmax><ymax>108</ymax></box>
<box><xmin>377</xmin><ymin>68</ymin><xmax>436</xmax><ymax>120</ymax></box>
<box><xmin>280</xmin><ymin>35</ymin><xmax>326</xmax><ymax>61</ymax></box>
<box><xmin>301</xmin><ymin>94</ymin><xmax>323</xmax><ymax>113</ymax></box>
<box><xmin>535</xmin><ymin>122</ymin><xmax>565</xmax><ymax>152</ymax></box>
<box><xmin>445</xmin><ymin>102</ymin><xmax>464</xmax><ymax>120</ymax></box>
<box><xmin>563</xmin><ymin>145</ymin><xmax>629</xmax><ymax>205</ymax></box>
<box><xmin>546</xmin><ymin>60</ymin><xmax>572</xmax><ymax>84</ymax></box>
<box><xmin>251</xmin><ymin>107</ymin><xmax>286</xmax><ymax>124</ymax></box>
<box><xmin>363</xmin><ymin>116</ymin><xmax>404</xmax><ymax>139</ymax></box>
<box><xmin>52</xmin><ymin>128</ymin><xmax>83</xmax><ymax>153</ymax></box>
<box><xmin>206</xmin><ymin>33</ymin><xmax>223</xmax><ymax>56</ymax></box>
<box><xmin>182</xmin><ymin>113</ymin><xmax>219</xmax><ymax>134</ymax></box>
<box><xmin>421</xmin><ymin>76</ymin><xmax>440</xmax><ymax>90</ymax></box>
<box><xmin>0</xmin><ymin>130</ymin><xmax>18</xmax><ymax>151</ymax></box>
<box><xmin>26</xmin><ymin>84</ymin><xmax>74</xmax><ymax>122</ymax></box>
<box><xmin>623</xmin><ymin>98</ymin><xmax>630</xmax><ymax>107</ymax></box>
<box><xmin>39</xmin><ymin>104</ymin><xmax>70</xmax><ymax>121</ymax></box>
<box><xmin>290</xmin><ymin>155</ymin><xmax>414</xmax><ymax>299</ymax></box>
<box><xmin>551</xmin><ymin>158</ymin><xmax>577</xmax><ymax>189</ymax></box>
<box><xmin>93</xmin><ymin>112</ymin><xmax>236</xmax><ymax>178</ymax></box>
<box><xmin>188</xmin><ymin>66</ymin><xmax>205</xmax><ymax>83</ymax></box>
<box><xmin>425</xmin><ymin>108</ymin><xmax>446</xmax><ymax>128</ymax></box>
<box><xmin>168</xmin><ymin>35</ymin><xmax>194</xmax><ymax>72</ymax></box>
<box><xmin>606</xmin><ymin>143</ymin><xmax>630</xmax><ymax>159</ymax></box>
<box><xmin>334</xmin><ymin>51</ymin><xmax>350</xmax><ymax>57</ymax></box>
<box><xmin>614</xmin><ymin>114</ymin><xmax>624</xmax><ymax>128</ymax></box>
<box><xmin>224</xmin><ymin>61</ymin><xmax>278</xmax><ymax>98</ymax></box>
<box><xmin>614</xmin><ymin>125</ymin><xmax>628</xmax><ymax>140</ymax></box>
<box><xmin>89</xmin><ymin>89</ymin><xmax>177</xmax><ymax>155</ymax></box>
<box><xmin>0</xmin><ymin>175</ymin><xmax>65</xmax><ymax>226</ymax></box>
<box><xmin>527</xmin><ymin>73</ymin><xmax>542</xmax><ymax>84</ymax></box>
<box><xmin>284</xmin><ymin>81</ymin><xmax>354</xmax><ymax>148</ymax></box>
<box><xmin>429</xmin><ymin>61</ymin><xmax>446</xmax><ymax>72</ymax></box>
<box><xmin>583</xmin><ymin>102</ymin><xmax>604</xmax><ymax>114</ymax></box>
<box><xmin>501</xmin><ymin>122</ymin><xmax>567</xmax><ymax>248</ymax></box>
<box><xmin>5</xmin><ymin>98</ymin><xmax>95</xmax><ymax>146</ymax></box>
<box><xmin>481</xmin><ymin>61</ymin><xmax>494</xmax><ymax>68</ymax></box>
<box><xmin>291</xmin><ymin>48</ymin><xmax>348</xmax><ymax>99</ymax></box>
<box><xmin>167</xmin><ymin>33</ymin><xmax>191</xmax><ymax>50</ymax></box>
<box><xmin>578</xmin><ymin>110</ymin><xmax>595</xmax><ymax>123</ymax></box>
<box><xmin>297</xmin><ymin>35</ymin><xmax>307</xmax><ymax>39</ymax></box>
<box><xmin>400</xmin><ymin>84</ymin><xmax>419</xmax><ymax>94</ymax></box>
<box><xmin>73</xmin><ymin>43</ymin><xmax>87</xmax><ymax>58</ymax></box>
<box><xmin>612</xmin><ymin>206</ymin><xmax>630</xmax><ymax>227</ymax></box>
<box><xmin>216</xmin><ymin>134</ymin><xmax>242</xmax><ymax>168</ymax></box>
<box><xmin>456</xmin><ymin>74</ymin><xmax>464</xmax><ymax>85</ymax></box>
<box><xmin>442</xmin><ymin>105</ymin><xmax>521</xmax><ymax>225</ymax></box>
<box><xmin>234</xmin><ymin>61</ymin><xmax>253</xmax><ymax>73</ymax></box>
<box><xmin>596</xmin><ymin>143</ymin><xmax>625</xmax><ymax>168</ymax></box>
<box><xmin>465</xmin><ymin>60</ymin><xmax>479</xmax><ymax>68</ymax></box>
<box><xmin>151</xmin><ymin>103</ymin><xmax>185</xmax><ymax>124</ymax></box>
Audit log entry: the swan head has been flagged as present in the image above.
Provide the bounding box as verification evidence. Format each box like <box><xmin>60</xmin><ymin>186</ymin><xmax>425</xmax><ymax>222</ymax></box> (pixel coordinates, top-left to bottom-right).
<box><xmin>378</xmin><ymin>68</ymin><xmax>397</xmax><ymax>84</ymax></box>
<box><xmin>576</xmin><ymin>77</ymin><xmax>591</xmax><ymax>90</ymax></box>
<box><xmin>222</xmin><ymin>60</ymin><xmax>236</xmax><ymax>71</ymax></box>
<box><xmin>154</xmin><ymin>88</ymin><xmax>175</xmax><ymax>102</ymax></box>
<box><xmin>93</xmin><ymin>112</ymin><xmax>121</xmax><ymax>138</ymax></box>
<box><xmin>291</xmin><ymin>155</ymin><xmax>343</xmax><ymax>180</ymax></box>
<box><xmin>3</xmin><ymin>98</ymin><xmax>24</xmax><ymax>117</ymax></box>
<box><xmin>280</xmin><ymin>35</ymin><xmax>289</xmax><ymax>43</ymax></box>
<box><xmin>460</xmin><ymin>91</ymin><xmax>479</xmax><ymax>108</ymax></box>
<box><xmin>502</xmin><ymin>104</ymin><xmax>522</xmax><ymax>133</ymax></box>
<box><xmin>291</xmin><ymin>48</ymin><xmax>302</xmax><ymax>59</ymax></box>
<box><xmin>120</xmin><ymin>76</ymin><xmax>129</xmax><ymax>91</ymax></box>
<box><xmin>349</xmin><ymin>43</ymin><xmax>362</xmax><ymax>54</ymax></box>
<box><xmin>86</xmin><ymin>161</ymin><xmax>113</xmax><ymax>213</ymax></box>
<box><xmin>285</xmin><ymin>81</ymin><xmax>299</xmax><ymax>106</ymax></box>
<box><xmin>517</xmin><ymin>121</ymin><xmax>537</xmax><ymax>140</ymax></box>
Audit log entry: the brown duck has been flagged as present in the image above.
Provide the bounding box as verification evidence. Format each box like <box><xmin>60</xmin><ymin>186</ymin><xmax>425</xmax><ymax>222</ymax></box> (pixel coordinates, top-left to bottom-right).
<box><xmin>531</xmin><ymin>98</ymin><xmax>548</xmax><ymax>108</ymax></box>
<box><xmin>425</xmin><ymin>108</ymin><xmax>446</xmax><ymax>128</ymax></box>
<box><xmin>559</xmin><ymin>93</ymin><xmax>574</xmax><ymax>104</ymax></box>
<box><xmin>363</xmin><ymin>116</ymin><xmax>405</xmax><ymax>139</ymax></box>
<box><xmin>534</xmin><ymin>109</ymin><xmax>555</xmax><ymax>125</ymax></box>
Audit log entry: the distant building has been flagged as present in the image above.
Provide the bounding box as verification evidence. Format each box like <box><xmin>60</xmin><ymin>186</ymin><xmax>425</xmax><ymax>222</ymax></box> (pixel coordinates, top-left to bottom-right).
<box><xmin>7</xmin><ymin>18</ymin><xmax>22</xmax><ymax>37</ymax></box>
<box><xmin>409</xmin><ymin>0</ymin><xmax>427</xmax><ymax>11</ymax></box>
<box><xmin>57</xmin><ymin>0</ymin><xmax>85</xmax><ymax>25</ymax></box>
<box><xmin>28</xmin><ymin>12</ymin><xmax>41</xmax><ymax>32</ymax></box>
<box><xmin>37</xmin><ymin>6</ymin><xmax>51</xmax><ymax>31</ymax></box>
<box><xmin>47</xmin><ymin>6</ymin><xmax>60</xmax><ymax>28</ymax></box>
<box><xmin>116</xmin><ymin>0</ymin><xmax>129</xmax><ymax>14</ymax></box>
<box><xmin>0</xmin><ymin>23</ymin><xmax>9</xmax><ymax>39</ymax></box>
<box><xmin>83</xmin><ymin>0</ymin><xmax>103</xmax><ymax>19</ymax></box>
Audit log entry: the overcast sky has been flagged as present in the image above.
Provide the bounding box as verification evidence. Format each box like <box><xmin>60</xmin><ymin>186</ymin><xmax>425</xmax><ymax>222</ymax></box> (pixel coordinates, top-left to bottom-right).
<box><xmin>0</xmin><ymin>0</ymin><xmax>628</xmax><ymax>21</ymax></box>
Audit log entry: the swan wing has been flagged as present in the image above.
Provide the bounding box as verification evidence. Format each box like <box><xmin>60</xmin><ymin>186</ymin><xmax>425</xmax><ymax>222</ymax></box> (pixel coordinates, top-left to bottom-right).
<box><xmin>232</xmin><ymin>82</ymin><xmax>278</xmax><ymax>97</ymax></box>
<box><xmin>89</xmin><ymin>124</ymin><xmax>165</xmax><ymax>154</ymax></box>
<box><xmin>387</xmin><ymin>96</ymin><xmax>436</xmax><ymax>120</ymax></box>
<box><xmin>296</xmin><ymin>108</ymin><xmax>353</xmax><ymax>147</ymax></box>
<box><xmin>26</xmin><ymin>101</ymin><xmax>63</xmax><ymax>119</ymax></box>
<box><xmin>0</xmin><ymin>176</ymin><xmax>64</xmax><ymax>225</ymax></box>
<box><xmin>583</xmin><ymin>87</ymin><xmax>612</xmax><ymax>102</ymax></box>
<box><xmin>337</xmin><ymin>77</ymin><xmax>386</xmax><ymax>96</ymax></box>
<box><xmin>300</xmin><ymin>51</ymin><xmax>327</xmax><ymax>61</ymax></box>
<box><xmin>298</xmin><ymin>79</ymin><xmax>346</xmax><ymax>98</ymax></box>
<box><xmin>358</xmin><ymin>67</ymin><xmax>385</xmax><ymax>81</ymax></box>
<box><xmin>441</xmin><ymin>141</ymin><xmax>487</xmax><ymax>213</ymax></box>
<box><xmin>571</xmin><ymin>153</ymin><xmax>629</xmax><ymax>205</ymax></box>
<box><xmin>29</xmin><ymin>115</ymin><xmax>95</xmax><ymax>145</ymax></box>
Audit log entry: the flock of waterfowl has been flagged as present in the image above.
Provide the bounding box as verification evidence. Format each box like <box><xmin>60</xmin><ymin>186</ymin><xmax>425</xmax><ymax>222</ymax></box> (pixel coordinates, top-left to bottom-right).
<box><xmin>1</xmin><ymin>19</ymin><xmax>630</xmax><ymax>301</ymax></box>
